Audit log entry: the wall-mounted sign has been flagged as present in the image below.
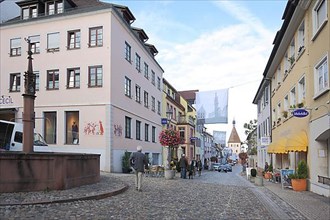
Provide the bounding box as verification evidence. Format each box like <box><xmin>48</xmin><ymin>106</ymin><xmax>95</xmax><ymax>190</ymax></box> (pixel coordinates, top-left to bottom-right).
<box><xmin>292</xmin><ymin>109</ymin><xmax>309</xmax><ymax>118</ymax></box>
<box><xmin>0</xmin><ymin>95</ymin><xmax>13</xmax><ymax>106</ymax></box>
<box><xmin>161</xmin><ymin>118</ymin><xmax>168</xmax><ymax>125</ymax></box>
<box><xmin>261</xmin><ymin>136</ymin><xmax>270</xmax><ymax>145</ymax></box>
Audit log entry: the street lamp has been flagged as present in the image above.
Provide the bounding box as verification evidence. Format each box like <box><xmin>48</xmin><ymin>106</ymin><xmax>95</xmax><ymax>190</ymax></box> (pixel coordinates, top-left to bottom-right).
<box><xmin>166</xmin><ymin>110</ymin><xmax>173</xmax><ymax>127</ymax></box>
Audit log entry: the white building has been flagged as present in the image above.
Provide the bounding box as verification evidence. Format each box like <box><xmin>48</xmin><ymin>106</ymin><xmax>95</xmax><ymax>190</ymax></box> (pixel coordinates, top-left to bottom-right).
<box><xmin>0</xmin><ymin>0</ymin><xmax>164</xmax><ymax>172</ymax></box>
<box><xmin>253</xmin><ymin>79</ymin><xmax>272</xmax><ymax>171</ymax></box>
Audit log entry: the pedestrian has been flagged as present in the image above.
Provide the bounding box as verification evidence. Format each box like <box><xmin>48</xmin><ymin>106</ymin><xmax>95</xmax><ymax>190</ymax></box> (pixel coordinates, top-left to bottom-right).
<box><xmin>179</xmin><ymin>154</ymin><xmax>188</xmax><ymax>179</ymax></box>
<box><xmin>188</xmin><ymin>162</ymin><xmax>194</xmax><ymax>179</ymax></box>
<box><xmin>191</xmin><ymin>157</ymin><xmax>197</xmax><ymax>176</ymax></box>
<box><xmin>129</xmin><ymin>146</ymin><xmax>148</xmax><ymax>192</ymax></box>
<box><xmin>264</xmin><ymin>162</ymin><xmax>269</xmax><ymax>172</ymax></box>
<box><xmin>196</xmin><ymin>158</ymin><xmax>203</xmax><ymax>176</ymax></box>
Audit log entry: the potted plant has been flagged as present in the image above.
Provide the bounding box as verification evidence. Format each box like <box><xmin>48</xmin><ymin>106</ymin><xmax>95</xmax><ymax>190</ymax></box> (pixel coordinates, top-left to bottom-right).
<box><xmin>288</xmin><ymin>160</ymin><xmax>308</xmax><ymax>191</ymax></box>
<box><xmin>297</xmin><ymin>102</ymin><xmax>304</xmax><ymax>108</ymax></box>
<box><xmin>159</xmin><ymin>129</ymin><xmax>181</xmax><ymax>179</ymax></box>
<box><xmin>264</xmin><ymin>164</ymin><xmax>273</xmax><ymax>180</ymax></box>
<box><xmin>122</xmin><ymin>150</ymin><xmax>132</xmax><ymax>173</ymax></box>
<box><xmin>282</xmin><ymin>110</ymin><xmax>288</xmax><ymax>119</ymax></box>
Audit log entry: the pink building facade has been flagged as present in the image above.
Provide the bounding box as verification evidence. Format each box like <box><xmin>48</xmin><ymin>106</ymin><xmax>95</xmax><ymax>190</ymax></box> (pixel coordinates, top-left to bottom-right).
<box><xmin>0</xmin><ymin>0</ymin><xmax>164</xmax><ymax>172</ymax></box>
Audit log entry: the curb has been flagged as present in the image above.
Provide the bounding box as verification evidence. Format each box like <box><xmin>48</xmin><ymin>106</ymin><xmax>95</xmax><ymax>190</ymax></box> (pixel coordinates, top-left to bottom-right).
<box><xmin>0</xmin><ymin>184</ymin><xmax>129</xmax><ymax>206</ymax></box>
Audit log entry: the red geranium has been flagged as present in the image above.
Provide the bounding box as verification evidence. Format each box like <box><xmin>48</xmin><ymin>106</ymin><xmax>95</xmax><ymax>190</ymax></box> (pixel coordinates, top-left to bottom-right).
<box><xmin>159</xmin><ymin>129</ymin><xmax>181</xmax><ymax>147</ymax></box>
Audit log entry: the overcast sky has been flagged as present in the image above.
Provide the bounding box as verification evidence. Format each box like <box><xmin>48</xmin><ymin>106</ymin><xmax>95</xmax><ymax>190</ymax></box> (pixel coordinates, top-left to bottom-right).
<box><xmin>108</xmin><ymin>0</ymin><xmax>287</xmax><ymax>143</ymax></box>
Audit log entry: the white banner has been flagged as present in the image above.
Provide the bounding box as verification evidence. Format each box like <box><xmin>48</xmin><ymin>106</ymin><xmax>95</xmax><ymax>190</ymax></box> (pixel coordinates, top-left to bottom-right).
<box><xmin>196</xmin><ymin>89</ymin><xmax>228</xmax><ymax>124</ymax></box>
<box><xmin>261</xmin><ymin>136</ymin><xmax>270</xmax><ymax>145</ymax></box>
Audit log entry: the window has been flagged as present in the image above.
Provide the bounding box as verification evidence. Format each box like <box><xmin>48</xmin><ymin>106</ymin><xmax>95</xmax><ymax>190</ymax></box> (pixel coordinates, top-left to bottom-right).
<box><xmin>152</xmin><ymin>126</ymin><xmax>156</xmax><ymax>143</ymax></box>
<box><xmin>298</xmin><ymin>21</ymin><xmax>305</xmax><ymax>53</ymax></box>
<box><xmin>284</xmin><ymin>52</ymin><xmax>289</xmax><ymax>72</ymax></box>
<box><xmin>152</xmin><ymin>153</ymin><xmax>159</xmax><ymax>165</ymax></box>
<box><xmin>135</xmin><ymin>53</ymin><xmax>141</xmax><ymax>72</ymax></box>
<box><xmin>298</xmin><ymin>76</ymin><xmax>306</xmax><ymax>103</ymax></box>
<box><xmin>47</xmin><ymin>70</ymin><xmax>59</xmax><ymax>90</ymax></box>
<box><xmin>68</xmin><ymin>30</ymin><xmax>81</xmax><ymax>49</ymax></box>
<box><xmin>125</xmin><ymin>41</ymin><xmax>131</xmax><ymax>62</ymax></box>
<box><xmin>125</xmin><ymin>116</ymin><xmax>131</xmax><ymax>138</ymax></box>
<box><xmin>136</xmin><ymin>120</ymin><xmax>141</xmax><ymax>140</ymax></box>
<box><xmin>144</xmin><ymin>91</ymin><xmax>148</xmax><ymax>108</ymax></box>
<box><xmin>289</xmin><ymin>39</ymin><xmax>295</xmax><ymax>65</ymax></box>
<box><xmin>34</xmin><ymin>71</ymin><xmax>39</xmax><ymax>91</ymax></box>
<box><xmin>89</xmin><ymin>26</ymin><xmax>103</xmax><ymax>47</ymax></box>
<box><xmin>47</xmin><ymin>1</ymin><xmax>63</xmax><ymax>15</ymax></box>
<box><xmin>151</xmin><ymin>71</ymin><xmax>155</xmax><ymax>85</ymax></box>
<box><xmin>47</xmin><ymin>32</ymin><xmax>60</xmax><ymax>52</ymax></box>
<box><xmin>125</xmin><ymin>77</ymin><xmax>131</xmax><ymax>97</ymax></box>
<box><xmin>179</xmin><ymin>127</ymin><xmax>185</xmax><ymax>142</ymax></box>
<box><xmin>157</xmin><ymin>77</ymin><xmax>161</xmax><ymax>90</ymax></box>
<box><xmin>10</xmin><ymin>38</ymin><xmax>21</xmax><ymax>56</ymax></box>
<box><xmin>29</xmin><ymin>35</ymin><xmax>40</xmax><ymax>54</ymax></box>
<box><xmin>22</xmin><ymin>8</ymin><xmax>29</xmax><ymax>19</ymax></box>
<box><xmin>135</xmin><ymin>84</ymin><xmax>141</xmax><ymax>103</ymax></box>
<box><xmin>157</xmin><ymin>101</ymin><xmax>161</xmax><ymax>115</ymax></box>
<box><xmin>48</xmin><ymin>2</ymin><xmax>55</xmax><ymax>15</ymax></box>
<box><xmin>284</xmin><ymin>95</ymin><xmax>289</xmax><ymax>111</ymax></box>
<box><xmin>151</xmin><ymin>96</ymin><xmax>155</xmax><ymax>112</ymax></box>
<box><xmin>314</xmin><ymin>55</ymin><xmax>329</xmax><ymax>96</ymax></box>
<box><xmin>67</xmin><ymin>68</ymin><xmax>80</xmax><ymax>88</ymax></box>
<box><xmin>10</xmin><ymin>73</ymin><xmax>21</xmax><ymax>92</ymax></box>
<box><xmin>290</xmin><ymin>87</ymin><xmax>296</xmax><ymax>107</ymax></box>
<box><xmin>22</xmin><ymin>5</ymin><xmax>37</xmax><ymax>19</ymax></box>
<box><xmin>44</xmin><ymin>112</ymin><xmax>57</xmax><ymax>144</ymax></box>
<box><xmin>66</xmin><ymin>111</ymin><xmax>79</xmax><ymax>144</ymax></box>
<box><xmin>145</xmin><ymin>123</ymin><xmax>149</xmax><ymax>141</ymax></box>
<box><xmin>88</xmin><ymin>66</ymin><xmax>103</xmax><ymax>87</ymax></box>
<box><xmin>144</xmin><ymin>62</ymin><xmax>149</xmax><ymax>79</ymax></box>
<box><xmin>277</xmin><ymin>66</ymin><xmax>281</xmax><ymax>83</ymax></box>
<box><xmin>313</xmin><ymin>0</ymin><xmax>327</xmax><ymax>36</ymax></box>
<box><xmin>277</xmin><ymin>102</ymin><xmax>281</xmax><ymax>119</ymax></box>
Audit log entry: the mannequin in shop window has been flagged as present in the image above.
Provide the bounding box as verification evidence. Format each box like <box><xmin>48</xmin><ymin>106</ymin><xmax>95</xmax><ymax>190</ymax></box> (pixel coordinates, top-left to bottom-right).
<box><xmin>72</xmin><ymin>121</ymin><xmax>79</xmax><ymax>144</ymax></box>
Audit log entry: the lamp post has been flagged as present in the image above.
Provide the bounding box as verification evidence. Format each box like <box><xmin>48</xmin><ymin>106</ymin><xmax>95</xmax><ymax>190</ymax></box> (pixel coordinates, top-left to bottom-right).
<box><xmin>166</xmin><ymin>110</ymin><xmax>173</xmax><ymax>128</ymax></box>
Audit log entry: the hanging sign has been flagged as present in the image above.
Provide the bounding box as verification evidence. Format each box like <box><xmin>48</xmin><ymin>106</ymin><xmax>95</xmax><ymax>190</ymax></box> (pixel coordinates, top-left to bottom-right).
<box><xmin>292</xmin><ymin>109</ymin><xmax>309</xmax><ymax>118</ymax></box>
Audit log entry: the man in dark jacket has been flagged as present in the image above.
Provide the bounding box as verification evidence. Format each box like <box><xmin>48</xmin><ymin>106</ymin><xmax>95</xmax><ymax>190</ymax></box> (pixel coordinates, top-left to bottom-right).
<box><xmin>129</xmin><ymin>146</ymin><xmax>148</xmax><ymax>192</ymax></box>
<box><xmin>179</xmin><ymin>154</ymin><xmax>188</xmax><ymax>179</ymax></box>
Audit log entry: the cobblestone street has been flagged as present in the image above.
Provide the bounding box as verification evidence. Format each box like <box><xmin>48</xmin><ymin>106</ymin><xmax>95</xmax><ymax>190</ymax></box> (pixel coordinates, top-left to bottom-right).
<box><xmin>0</xmin><ymin>165</ymin><xmax>328</xmax><ymax>219</ymax></box>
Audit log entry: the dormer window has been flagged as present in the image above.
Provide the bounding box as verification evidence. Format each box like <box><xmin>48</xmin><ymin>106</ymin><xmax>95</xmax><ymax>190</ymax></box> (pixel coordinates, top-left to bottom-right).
<box><xmin>47</xmin><ymin>1</ymin><xmax>64</xmax><ymax>15</ymax></box>
<box><xmin>22</xmin><ymin>5</ymin><xmax>38</xmax><ymax>20</ymax></box>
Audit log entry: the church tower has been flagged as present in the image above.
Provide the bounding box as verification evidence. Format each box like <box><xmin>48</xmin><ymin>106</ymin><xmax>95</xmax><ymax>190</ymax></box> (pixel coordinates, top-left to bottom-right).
<box><xmin>228</xmin><ymin>119</ymin><xmax>241</xmax><ymax>158</ymax></box>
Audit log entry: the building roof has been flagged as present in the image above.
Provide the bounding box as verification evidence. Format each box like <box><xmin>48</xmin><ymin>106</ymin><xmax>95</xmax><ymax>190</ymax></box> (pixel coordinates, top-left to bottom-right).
<box><xmin>228</xmin><ymin>120</ymin><xmax>241</xmax><ymax>144</ymax></box>
<box><xmin>178</xmin><ymin>90</ymin><xmax>199</xmax><ymax>101</ymax></box>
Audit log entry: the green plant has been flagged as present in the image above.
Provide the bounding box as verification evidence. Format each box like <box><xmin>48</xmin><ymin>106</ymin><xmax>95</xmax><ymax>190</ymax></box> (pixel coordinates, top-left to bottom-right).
<box><xmin>289</xmin><ymin>160</ymin><xmax>308</xmax><ymax>179</ymax></box>
<box><xmin>268</xmin><ymin>164</ymin><xmax>273</xmax><ymax>172</ymax></box>
<box><xmin>122</xmin><ymin>150</ymin><xmax>132</xmax><ymax>173</ymax></box>
<box><xmin>297</xmin><ymin>102</ymin><xmax>304</xmax><ymax>108</ymax></box>
<box><xmin>251</xmin><ymin>168</ymin><xmax>257</xmax><ymax>177</ymax></box>
<box><xmin>282</xmin><ymin>111</ymin><xmax>288</xmax><ymax>118</ymax></box>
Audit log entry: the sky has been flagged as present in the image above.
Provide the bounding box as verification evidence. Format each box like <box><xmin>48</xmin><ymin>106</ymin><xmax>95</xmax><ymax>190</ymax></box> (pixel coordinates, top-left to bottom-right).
<box><xmin>107</xmin><ymin>0</ymin><xmax>288</xmax><ymax>143</ymax></box>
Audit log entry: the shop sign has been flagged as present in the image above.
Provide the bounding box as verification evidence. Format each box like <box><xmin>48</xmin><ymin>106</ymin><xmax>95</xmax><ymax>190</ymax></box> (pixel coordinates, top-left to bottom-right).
<box><xmin>161</xmin><ymin>118</ymin><xmax>168</xmax><ymax>125</ymax></box>
<box><xmin>261</xmin><ymin>137</ymin><xmax>270</xmax><ymax>145</ymax></box>
<box><xmin>292</xmin><ymin>109</ymin><xmax>309</xmax><ymax>118</ymax></box>
<box><xmin>0</xmin><ymin>95</ymin><xmax>14</xmax><ymax>106</ymax></box>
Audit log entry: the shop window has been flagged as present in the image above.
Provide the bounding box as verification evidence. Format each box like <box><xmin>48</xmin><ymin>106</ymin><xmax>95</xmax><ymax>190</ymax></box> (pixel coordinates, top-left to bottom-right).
<box><xmin>66</xmin><ymin>111</ymin><xmax>79</xmax><ymax>144</ymax></box>
<box><xmin>44</xmin><ymin>112</ymin><xmax>57</xmax><ymax>144</ymax></box>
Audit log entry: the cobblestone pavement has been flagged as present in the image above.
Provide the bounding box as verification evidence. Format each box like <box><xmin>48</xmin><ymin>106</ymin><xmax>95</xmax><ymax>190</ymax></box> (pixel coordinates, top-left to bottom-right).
<box><xmin>0</xmin><ymin>165</ymin><xmax>329</xmax><ymax>220</ymax></box>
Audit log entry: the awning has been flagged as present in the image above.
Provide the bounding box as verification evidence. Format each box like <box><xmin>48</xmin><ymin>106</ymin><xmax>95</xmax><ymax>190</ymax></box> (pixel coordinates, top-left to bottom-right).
<box><xmin>267</xmin><ymin>138</ymin><xmax>287</xmax><ymax>154</ymax></box>
<box><xmin>285</xmin><ymin>131</ymin><xmax>308</xmax><ymax>152</ymax></box>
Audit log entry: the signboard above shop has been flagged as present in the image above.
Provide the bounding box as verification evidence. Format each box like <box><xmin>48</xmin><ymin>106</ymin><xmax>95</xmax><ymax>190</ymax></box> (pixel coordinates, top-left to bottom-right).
<box><xmin>292</xmin><ymin>109</ymin><xmax>309</xmax><ymax>118</ymax></box>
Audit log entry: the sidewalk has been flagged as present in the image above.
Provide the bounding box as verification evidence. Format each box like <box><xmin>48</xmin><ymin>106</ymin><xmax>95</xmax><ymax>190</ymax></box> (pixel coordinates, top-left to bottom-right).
<box><xmin>261</xmin><ymin>177</ymin><xmax>330</xmax><ymax>220</ymax></box>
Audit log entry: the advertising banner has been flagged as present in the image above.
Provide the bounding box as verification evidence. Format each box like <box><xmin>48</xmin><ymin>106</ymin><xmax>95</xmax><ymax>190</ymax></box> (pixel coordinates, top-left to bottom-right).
<box><xmin>196</xmin><ymin>89</ymin><xmax>228</xmax><ymax>124</ymax></box>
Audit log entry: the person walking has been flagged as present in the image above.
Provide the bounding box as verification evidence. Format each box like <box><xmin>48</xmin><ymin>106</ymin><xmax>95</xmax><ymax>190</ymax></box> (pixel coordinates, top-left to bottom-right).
<box><xmin>179</xmin><ymin>154</ymin><xmax>188</xmax><ymax>179</ymax></box>
<box><xmin>196</xmin><ymin>158</ymin><xmax>203</xmax><ymax>176</ymax></box>
<box><xmin>129</xmin><ymin>146</ymin><xmax>148</xmax><ymax>192</ymax></box>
